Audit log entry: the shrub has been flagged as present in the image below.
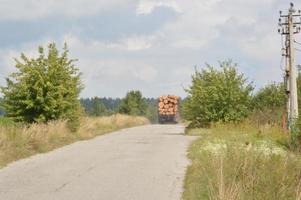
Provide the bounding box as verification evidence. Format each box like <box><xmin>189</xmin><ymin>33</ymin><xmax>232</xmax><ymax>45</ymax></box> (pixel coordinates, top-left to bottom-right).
<box><xmin>119</xmin><ymin>90</ymin><xmax>147</xmax><ymax>116</ymax></box>
<box><xmin>251</xmin><ymin>82</ymin><xmax>286</xmax><ymax>111</ymax></box>
<box><xmin>183</xmin><ymin>61</ymin><xmax>253</xmax><ymax>127</ymax></box>
<box><xmin>1</xmin><ymin>43</ymin><xmax>83</xmax><ymax>131</ymax></box>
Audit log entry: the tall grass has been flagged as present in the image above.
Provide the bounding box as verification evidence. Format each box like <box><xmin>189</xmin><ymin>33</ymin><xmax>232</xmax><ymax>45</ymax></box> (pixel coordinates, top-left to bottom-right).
<box><xmin>183</xmin><ymin>122</ymin><xmax>301</xmax><ymax>200</ymax></box>
<box><xmin>0</xmin><ymin>114</ymin><xmax>149</xmax><ymax>168</ymax></box>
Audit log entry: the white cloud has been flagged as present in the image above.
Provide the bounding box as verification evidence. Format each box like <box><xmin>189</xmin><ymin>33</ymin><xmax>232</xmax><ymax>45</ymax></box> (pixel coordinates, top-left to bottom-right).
<box><xmin>158</xmin><ymin>0</ymin><xmax>228</xmax><ymax>49</ymax></box>
<box><xmin>0</xmin><ymin>0</ymin><xmax>136</xmax><ymax>20</ymax></box>
<box><xmin>107</xmin><ymin>35</ymin><xmax>156</xmax><ymax>51</ymax></box>
<box><xmin>136</xmin><ymin>0</ymin><xmax>182</xmax><ymax>15</ymax></box>
<box><xmin>1</xmin><ymin>0</ymin><xmax>300</xmax><ymax>97</ymax></box>
<box><xmin>64</xmin><ymin>33</ymin><xmax>158</xmax><ymax>51</ymax></box>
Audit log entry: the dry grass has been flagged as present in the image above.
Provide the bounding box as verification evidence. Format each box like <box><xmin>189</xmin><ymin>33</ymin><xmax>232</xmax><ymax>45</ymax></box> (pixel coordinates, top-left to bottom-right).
<box><xmin>0</xmin><ymin>114</ymin><xmax>149</xmax><ymax>168</ymax></box>
<box><xmin>183</xmin><ymin>122</ymin><xmax>301</xmax><ymax>200</ymax></box>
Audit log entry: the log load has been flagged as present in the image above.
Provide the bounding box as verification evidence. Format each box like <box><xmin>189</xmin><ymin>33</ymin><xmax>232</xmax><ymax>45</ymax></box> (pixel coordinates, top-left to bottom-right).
<box><xmin>158</xmin><ymin>95</ymin><xmax>179</xmax><ymax>116</ymax></box>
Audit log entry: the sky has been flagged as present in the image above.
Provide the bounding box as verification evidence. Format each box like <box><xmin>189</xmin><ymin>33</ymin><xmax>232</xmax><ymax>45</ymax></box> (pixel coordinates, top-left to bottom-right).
<box><xmin>0</xmin><ymin>0</ymin><xmax>301</xmax><ymax>98</ymax></box>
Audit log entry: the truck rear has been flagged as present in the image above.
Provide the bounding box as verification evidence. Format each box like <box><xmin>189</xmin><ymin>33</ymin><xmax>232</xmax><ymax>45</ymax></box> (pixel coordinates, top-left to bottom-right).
<box><xmin>157</xmin><ymin>95</ymin><xmax>179</xmax><ymax>124</ymax></box>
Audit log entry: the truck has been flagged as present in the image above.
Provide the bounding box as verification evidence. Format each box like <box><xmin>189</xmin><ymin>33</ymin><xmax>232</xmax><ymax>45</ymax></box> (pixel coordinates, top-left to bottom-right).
<box><xmin>157</xmin><ymin>95</ymin><xmax>179</xmax><ymax>124</ymax></box>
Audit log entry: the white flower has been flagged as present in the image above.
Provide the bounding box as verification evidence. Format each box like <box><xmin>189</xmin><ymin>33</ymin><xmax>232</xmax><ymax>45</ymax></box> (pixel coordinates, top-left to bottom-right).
<box><xmin>199</xmin><ymin>139</ymin><xmax>287</xmax><ymax>157</ymax></box>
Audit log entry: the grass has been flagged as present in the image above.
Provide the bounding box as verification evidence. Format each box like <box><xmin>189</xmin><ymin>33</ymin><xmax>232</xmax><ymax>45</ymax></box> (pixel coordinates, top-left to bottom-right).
<box><xmin>183</xmin><ymin>122</ymin><xmax>301</xmax><ymax>200</ymax></box>
<box><xmin>0</xmin><ymin>114</ymin><xmax>149</xmax><ymax>168</ymax></box>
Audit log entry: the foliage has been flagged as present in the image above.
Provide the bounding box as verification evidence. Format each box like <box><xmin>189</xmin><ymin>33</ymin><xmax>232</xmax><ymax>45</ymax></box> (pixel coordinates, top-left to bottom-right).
<box><xmin>289</xmin><ymin>119</ymin><xmax>301</xmax><ymax>152</ymax></box>
<box><xmin>248</xmin><ymin>83</ymin><xmax>286</xmax><ymax>126</ymax></box>
<box><xmin>183</xmin><ymin>123</ymin><xmax>301</xmax><ymax>200</ymax></box>
<box><xmin>0</xmin><ymin>117</ymin><xmax>15</xmax><ymax>126</ymax></box>
<box><xmin>183</xmin><ymin>61</ymin><xmax>253</xmax><ymax>127</ymax></box>
<box><xmin>145</xmin><ymin>98</ymin><xmax>158</xmax><ymax>123</ymax></box>
<box><xmin>81</xmin><ymin>97</ymin><xmax>108</xmax><ymax>116</ymax></box>
<box><xmin>0</xmin><ymin>115</ymin><xmax>149</xmax><ymax>168</ymax></box>
<box><xmin>0</xmin><ymin>43</ymin><xmax>83</xmax><ymax>130</ymax></box>
<box><xmin>288</xmin><ymin>68</ymin><xmax>301</xmax><ymax>150</ymax></box>
<box><xmin>0</xmin><ymin>98</ymin><xmax>4</xmax><ymax>116</ymax></box>
<box><xmin>118</xmin><ymin>90</ymin><xmax>147</xmax><ymax>116</ymax></box>
<box><xmin>90</xmin><ymin>97</ymin><xmax>108</xmax><ymax>116</ymax></box>
<box><xmin>251</xmin><ymin>82</ymin><xmax>286</xmax><ymax>111</ymax></box>
<box><xmin>81</xmin><ymin>96</ymin><xmax>158</xmax><ymax>123</ymax></box>
<box><xmin>80</xmin><ymin>97</ymin><xmax>121</xmax><ymax>113</ymax></box>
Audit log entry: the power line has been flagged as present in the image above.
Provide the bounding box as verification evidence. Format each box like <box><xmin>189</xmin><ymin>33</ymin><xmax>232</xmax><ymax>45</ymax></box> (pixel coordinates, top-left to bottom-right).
<box><xmin>294</xmin><ymin>40</ymin><xmax>301</xmax><ymax>46</ymax></box>
<box><xmin>279</xmin><ymin>35</ymin><xmax>286</xmax><ymax>71</ymax></box>
<box><xmin>280</xmin><ymin>56</ymin><xmax>285</xmax><ymax>71</ymax></box>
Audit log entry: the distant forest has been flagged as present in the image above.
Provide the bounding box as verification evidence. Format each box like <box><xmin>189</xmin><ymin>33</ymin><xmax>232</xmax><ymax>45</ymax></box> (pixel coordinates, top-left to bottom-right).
<box><xmin>80</xmin><ymin>97</ymin><xmax>122</xmax><ymax>113</ymax></box>
<box><xmin>0</xmin><ymin>108</ymin><xmax>4</xmax><ymax>116</ymax></box>
<box><xmin>0</xmin><ymin>97</ymin><xmax>159</xmax><ymax>122</ymax></box>
<box><xmin>80</xmin><ymin>97</ymin><xmax>158</xmax><ymax>123</ymax></box>
<box><xmin>0</xmin><ymin>98</ymin><xmax>4</xmax><ymax>116</ymax></box>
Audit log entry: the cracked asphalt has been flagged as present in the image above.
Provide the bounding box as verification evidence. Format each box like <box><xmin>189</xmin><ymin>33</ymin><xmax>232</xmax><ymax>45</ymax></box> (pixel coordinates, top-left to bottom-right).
<box><xmin>0</xmin><ymin>124</ymin><xmax>196</xmax><ymax>200</ymax></box>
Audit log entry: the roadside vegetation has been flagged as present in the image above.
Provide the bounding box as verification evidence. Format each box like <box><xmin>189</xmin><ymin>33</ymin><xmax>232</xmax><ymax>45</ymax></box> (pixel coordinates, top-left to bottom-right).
<box><xmin>183</xmin><ymin>123</ymin><xmax>301</xmax><ymax>200</ymax></box>
<box><xmin>0</xmin><ymin>43</ymin><xmax>150</xmax><ymax>168</ymax></box>
<box><xmin>182</xmin><ymin>60</ymin><xmax>301</xmax><ymax>199</ymax></box>
<box><xmin>1</xmin><ymin>43</ymin><xmax>83</xmax><ymax>131</ymax></box>
<box><xmin>80</xmin><ymin>94</ymin><xmax>158</xmax><ymax>123</ymax></box>
<box><xmin>0</xmin><ymin>114</ymin><xmax>148</xmax><ymax>168</ymax></box>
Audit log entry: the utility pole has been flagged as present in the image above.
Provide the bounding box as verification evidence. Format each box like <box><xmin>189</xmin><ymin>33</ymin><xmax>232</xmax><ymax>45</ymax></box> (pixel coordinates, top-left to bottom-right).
<box><xmin>278</xmin><ymin>2</ymin><xmax>301</xmax><ymax>128</ymax></box>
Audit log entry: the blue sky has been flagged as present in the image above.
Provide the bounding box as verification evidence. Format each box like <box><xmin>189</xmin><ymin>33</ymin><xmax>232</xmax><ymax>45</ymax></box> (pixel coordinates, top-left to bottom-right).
<box><xmin>0</xmin><ymin>0</ymin><xmax>300</xmax><ymax>98</ymax></box>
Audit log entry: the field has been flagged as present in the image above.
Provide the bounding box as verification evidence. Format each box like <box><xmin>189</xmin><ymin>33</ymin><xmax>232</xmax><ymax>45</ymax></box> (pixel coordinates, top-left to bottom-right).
<box><xmin>183</xmin><ymin>122</ymin><xmax>301</xmax><ymax>200</ymax></box>
<box><xmin>0</xmin><ymin>114</ymin><xmax>149</xmax><ymax>168</ymax></box>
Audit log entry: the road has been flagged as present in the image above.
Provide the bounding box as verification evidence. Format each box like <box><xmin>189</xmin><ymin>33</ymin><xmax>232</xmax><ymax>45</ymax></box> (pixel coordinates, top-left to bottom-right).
<box><xmin>0</xmin><ymin>124</ymin><xmax>196</xmax><ymax>200</ymax></box>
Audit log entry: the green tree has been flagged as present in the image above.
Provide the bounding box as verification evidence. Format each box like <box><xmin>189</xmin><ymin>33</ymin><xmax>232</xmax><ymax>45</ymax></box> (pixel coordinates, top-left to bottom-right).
<box><xmin>297</xmin><ymin>67</ymin><xmax>301</xmax><ymax>115</ymax></box>
<box><xmin>183</xmin><ymin>61</ymin><xmax>253</xmax><ymax>127</ymax></box>
<box><xmin>145</xmin><ymin>98</ymin><xmax>158</xmax><ymax>123</ymax></box>
<box><xmin>119</xmin><ymin>90</ymin><xmax>147</xmax><ymax>116</ymax></box>
<box><xmin>1</xmin><ymin>43</ymin><xmax>83</xmax><ymax>130</ymax></box>
<box><xmin>0</xmin><ymin>98</ymin><xmax>4</xmax><ymax>116</ymax></box>
<box><xmin>90</xmin><ymin>97</ymin><xmax>108</xmax><ymax>116</ymax></box>
<box><xmin>251</xmin><ymin>83</ymin><xmax>286</xmax><ymax>111</ymax></box>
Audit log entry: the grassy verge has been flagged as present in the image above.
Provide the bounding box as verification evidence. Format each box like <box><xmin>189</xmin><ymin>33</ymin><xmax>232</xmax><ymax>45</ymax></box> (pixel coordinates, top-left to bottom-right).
<box><xmin>0</xmin><ymin>114</ymin><xmax>149</xmax><ymax>168</ymax></box>
<box><xmin>183</xmin><ymin>122</ymin><xmax>301</xmax><ymax>200</ymax></box>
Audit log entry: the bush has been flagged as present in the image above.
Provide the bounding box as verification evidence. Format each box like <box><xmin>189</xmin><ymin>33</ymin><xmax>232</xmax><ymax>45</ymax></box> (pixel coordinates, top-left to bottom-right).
<box><xmin>119</xmin><ymin>90</ymin><xmax>147</xmax><ymax>116</ymax></box>
<box><xmin>1</xmin><ymin>43</ymin><xmax>83</xmax><ymax>131</ymax></box>
<box><xmin>183</xmin><ymin>124</ymin><xmax>299</xmax><ymax>200</ymax></box>
<box><xmin>183</xmin><ymin>61</ymin><xmax>253</xmax><ymax>127</ymax></box>
<box><xmin>250</xmin><ymin>83</ymin><xmax>286</xmax><ymax>126</ymax></box>
<box><xmin>0</xmin><ymin>117</ymin><xmax>15</xmax><ymax>126</ymax></box>
<box><xmin>251</xmin><ymin>82</ymin><xmax>286</xmax><ymax>111</ymax></box>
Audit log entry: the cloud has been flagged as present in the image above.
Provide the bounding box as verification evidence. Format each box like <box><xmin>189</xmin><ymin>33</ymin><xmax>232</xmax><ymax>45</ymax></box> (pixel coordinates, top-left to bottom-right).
<box><xmin>107</xmin><ymin>35</ymin><xmax>156</xmax><ymax>51</ymax></box>
<box><xmin>1</xmin><ymin>0</ymin><xmax>301</xmax><ymax>98</ymax></box>
<box><xmin>136</xmin><ymin>0</ymin><xmax>182</xmax><ymax>15</ymax></box>
<box><xmin>0</xmin><ymin>0</ymin><xmax>137</xmax><ymax>20</ymax></box>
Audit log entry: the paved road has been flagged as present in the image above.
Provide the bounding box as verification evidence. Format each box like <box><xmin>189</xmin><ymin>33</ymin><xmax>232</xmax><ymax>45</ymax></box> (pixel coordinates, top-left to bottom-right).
<box><xmin>0</xmin><ymin>125</ymin><xmax>196</xmax><ymax>200</ymax></box>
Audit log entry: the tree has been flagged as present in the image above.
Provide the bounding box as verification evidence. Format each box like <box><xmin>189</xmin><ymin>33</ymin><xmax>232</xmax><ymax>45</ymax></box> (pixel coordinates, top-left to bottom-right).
<box><xmin>80</xmin><ymin>97</ymin><xmax>121</xmax><ymax>114</ymax></box>
<box><xmin>90</xmin><ymin>97</ymin><xmax>108</xmax><ymax>116</ymax></box>
<box><xmin>0</xmin><ymin>98</ymin><xmax>4</xmax><ymax>116</ymax></box>
<box><xmin>119</xmin><ymin>90</ymin><xmax>147</xmax><ymax>116</ymax></box>
<box><xmin>183</xmin><ymin>61</ymin><xmax>253</xmax><ymax>127</ymax></box>
<box><xmin>251</xmin><ymin>83</ymin><xmax>286</xmax><ymax>111</ymax></box>
<box><xmin>145</xmin><ymin>98</ymin><xmax>158</xmax><ymax>123</ymax></box>
<box><xmin>1</xmin><ymin>43</ymin><xmax>83</xmax><ymax>130</ymax></box>
<box><xmin>249</xmin><ymin>83</ymin><xmax>286</xmax><ymax>125</ymax></box>
<box><xmin>297</xmin><ymin>67</ymin><xmax>301</xmax><ymax>115</ymax></box>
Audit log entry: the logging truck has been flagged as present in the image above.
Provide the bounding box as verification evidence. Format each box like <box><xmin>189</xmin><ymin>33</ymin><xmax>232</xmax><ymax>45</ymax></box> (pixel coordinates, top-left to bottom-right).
<box><xmin>157</xmin><ymin>95</ymin><xmax>179</xmax><ymax>124</ymax></box>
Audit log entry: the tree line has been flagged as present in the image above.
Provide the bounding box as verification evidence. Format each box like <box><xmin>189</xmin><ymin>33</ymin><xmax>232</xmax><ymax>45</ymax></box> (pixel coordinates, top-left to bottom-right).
<box><xmin>80</xmin><ymin>94</ymin><xmax>158</xmax><ymax>123</ymax></box>
<box><xmin>183</xmin><ymin>60</ymin><xmax>289</xmax><ymax>128</ymax></box>
<box><xmin>0</xmin><ymin>43</ymin><xmax>159</xmax><ymax>132</ymax></box>
<box><xmin>0</xmin><ymin>42</ymin><xmax>296</xmax><ymax>133</ymax></box>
